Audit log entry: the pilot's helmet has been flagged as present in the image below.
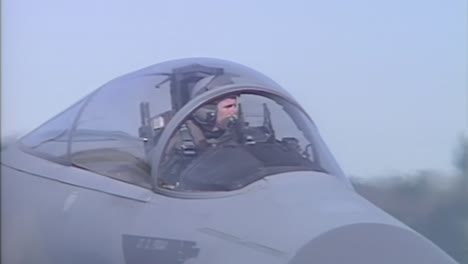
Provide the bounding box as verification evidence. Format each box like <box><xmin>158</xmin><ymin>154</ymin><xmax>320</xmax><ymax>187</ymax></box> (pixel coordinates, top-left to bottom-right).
<box><xmin>190</xmin><ymin>74</ymin><xmax>236</xmax><ymax>129</ymax></box>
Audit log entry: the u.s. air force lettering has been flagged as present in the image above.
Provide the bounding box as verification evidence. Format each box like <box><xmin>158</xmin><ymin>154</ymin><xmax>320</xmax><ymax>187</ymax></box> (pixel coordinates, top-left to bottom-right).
<box><xmin>122</xmin><ymin>235</ymin><xmax>200</xmax><ymax>264</ymax></box>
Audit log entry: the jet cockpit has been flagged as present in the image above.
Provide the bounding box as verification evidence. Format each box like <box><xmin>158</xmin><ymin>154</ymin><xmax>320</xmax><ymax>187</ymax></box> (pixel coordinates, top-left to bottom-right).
<box><xmin>19</xmin><ymin>58</ymin><xmax>348</xmax><ymax>197</ymax></box>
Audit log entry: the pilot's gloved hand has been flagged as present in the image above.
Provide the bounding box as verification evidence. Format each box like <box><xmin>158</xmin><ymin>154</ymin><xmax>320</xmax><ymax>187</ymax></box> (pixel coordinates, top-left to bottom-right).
<box><xmin>215</xmin><ymin>116</ymin><xmax>242</xmax><ymax>146</ymax></box>
<box><xmin>218</xmin><ymin>115</ymin><xmax>238</xmax><ymax>130</ymax></box>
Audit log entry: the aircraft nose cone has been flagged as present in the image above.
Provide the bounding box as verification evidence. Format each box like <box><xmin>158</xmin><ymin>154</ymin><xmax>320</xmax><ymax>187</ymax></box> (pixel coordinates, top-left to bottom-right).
<box><xmin>288</xmin><ymin>222</ymin><xmax>457</xmax><ymax>264</ymax></box>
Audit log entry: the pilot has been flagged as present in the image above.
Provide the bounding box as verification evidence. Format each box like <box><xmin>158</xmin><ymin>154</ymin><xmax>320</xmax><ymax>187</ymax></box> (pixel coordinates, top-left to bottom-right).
<box><xmin>189</xmin><ymin>95</ymin><xmax>239</xmax><ymax>146</ymax></box>
<box><xmin>158</xmin><ymin>75</ymin><xmax>241</xmax><ymax>188</ymax></box>
<box><xmin>182</xmin><ymin>74</ymin><xmax>241</xmax><ymax>148</ymax></box>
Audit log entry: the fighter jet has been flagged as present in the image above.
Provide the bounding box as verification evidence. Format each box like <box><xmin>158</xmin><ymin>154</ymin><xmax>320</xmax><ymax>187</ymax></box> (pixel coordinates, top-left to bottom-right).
<box><xmin>1</xmin><ymin>58</ymin><xmax>457</xmax><ymax>263</ymax></box>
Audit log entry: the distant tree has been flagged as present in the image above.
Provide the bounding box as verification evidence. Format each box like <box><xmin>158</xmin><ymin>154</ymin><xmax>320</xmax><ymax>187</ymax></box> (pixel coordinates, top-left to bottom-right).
<box><xmin>453</xmin><ymin>134</ymin><xmax>468</xmax><ymax>178</ymax></box>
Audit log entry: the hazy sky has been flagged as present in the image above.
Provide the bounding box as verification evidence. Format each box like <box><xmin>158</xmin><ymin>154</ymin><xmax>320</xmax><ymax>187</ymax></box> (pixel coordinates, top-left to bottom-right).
<box><xmin>2</xmin><ymin>0</ymin><xmax>466</xmax><ymax>177</ymax></box>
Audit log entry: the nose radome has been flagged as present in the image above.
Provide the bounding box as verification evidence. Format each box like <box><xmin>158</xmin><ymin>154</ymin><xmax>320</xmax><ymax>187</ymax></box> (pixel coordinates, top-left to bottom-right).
<box><xmin>288</xmin><ymin>223</ymin><xmax>457</xmax><ymax>264</ymax></box>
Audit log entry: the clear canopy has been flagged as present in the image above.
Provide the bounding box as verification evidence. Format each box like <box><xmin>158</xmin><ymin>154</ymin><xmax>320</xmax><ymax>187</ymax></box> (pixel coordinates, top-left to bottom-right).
<box><xmin>21</xmin><ymin>58</ymin><xmax>346</xmax><ymax>192</ymax></box>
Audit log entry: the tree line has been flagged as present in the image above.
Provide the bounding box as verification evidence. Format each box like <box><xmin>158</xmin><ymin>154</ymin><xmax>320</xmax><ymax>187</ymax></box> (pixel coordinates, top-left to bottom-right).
<box><xmin>352</xmin><ymin>135</ymin><xmax>468</xmax><ymax>263</ymax></box>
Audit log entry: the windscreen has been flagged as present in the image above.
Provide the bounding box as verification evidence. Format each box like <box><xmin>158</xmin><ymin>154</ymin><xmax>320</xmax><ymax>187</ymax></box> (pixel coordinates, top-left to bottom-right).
<box><xmin>21</xmin><ymin>97</ymin><xmax>88</xmax><ymax>162</ymax></box>
<box><xmin>68</xmin><ymin>74</ymin><xmax>173</xmax><ymax>187</ymax></box>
